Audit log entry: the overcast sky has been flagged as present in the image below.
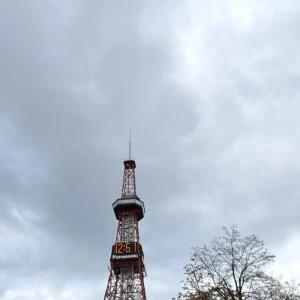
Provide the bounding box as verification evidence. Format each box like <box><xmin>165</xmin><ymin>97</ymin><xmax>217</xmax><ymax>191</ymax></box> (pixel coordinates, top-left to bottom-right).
<box><xmin>1</xmin><ymin>0</ymin><xmax>300</xmax><ymax>299</ymax></box>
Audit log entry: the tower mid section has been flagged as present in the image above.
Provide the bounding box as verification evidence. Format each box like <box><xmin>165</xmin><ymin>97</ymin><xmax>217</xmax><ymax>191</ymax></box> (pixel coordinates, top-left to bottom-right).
<box><xmin>103</xmin><ymin>157</ymin><xmax>147</xmax><ymax>300</ymax></box>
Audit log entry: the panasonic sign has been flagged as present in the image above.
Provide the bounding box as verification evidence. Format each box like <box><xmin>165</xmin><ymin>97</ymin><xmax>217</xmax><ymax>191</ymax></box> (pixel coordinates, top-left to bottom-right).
<box><xmin>111</xmin><ymin>254</ymin><xmax>138</xmax><ymax>260</ymax></box>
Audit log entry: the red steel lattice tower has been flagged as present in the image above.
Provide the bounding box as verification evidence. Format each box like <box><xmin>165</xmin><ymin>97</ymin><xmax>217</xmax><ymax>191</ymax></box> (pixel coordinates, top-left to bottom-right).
<box><xmin>103</xmin><ymin>133</ymin><xmax>147</xmax><ymax>300</ymax></box>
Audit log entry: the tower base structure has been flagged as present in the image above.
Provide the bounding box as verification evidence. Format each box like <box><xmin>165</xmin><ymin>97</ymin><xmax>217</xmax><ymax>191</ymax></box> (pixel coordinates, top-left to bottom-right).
<box><xmin>104</xmin><ymin>263</ymin><xmax>146</xmax><ymax>299</ymax></box>
<box><xmin>103</xmin><ymin>157</ymin><xmax>147</xmax><ymax>300</ymax></box>
<box><xmin>104</xmin><ymin>209</ymin><xmax>147</xmax><ymax>300</ymax></box>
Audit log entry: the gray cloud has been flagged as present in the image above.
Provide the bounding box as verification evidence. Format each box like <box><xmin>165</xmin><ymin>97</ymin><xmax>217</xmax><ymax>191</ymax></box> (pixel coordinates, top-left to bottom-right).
<box><xmin>1</xmin><ymin>0</ymin><xmax>300</xmax><ymax>299</ymax></box>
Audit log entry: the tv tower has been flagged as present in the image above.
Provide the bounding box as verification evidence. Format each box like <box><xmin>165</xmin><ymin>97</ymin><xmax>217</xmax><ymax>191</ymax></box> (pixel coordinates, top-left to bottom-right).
<box><xmin>103</xmin><ymin>131</ymin><xmax>147</xmax><ymax>300</ymax></box>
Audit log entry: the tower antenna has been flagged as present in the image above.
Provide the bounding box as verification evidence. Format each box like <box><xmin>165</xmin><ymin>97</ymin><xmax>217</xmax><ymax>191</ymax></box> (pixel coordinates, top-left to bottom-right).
<box><xmin>129</xmin><ymin>130</ymin><xmax>132</xmax><ymax>160</ymax></box>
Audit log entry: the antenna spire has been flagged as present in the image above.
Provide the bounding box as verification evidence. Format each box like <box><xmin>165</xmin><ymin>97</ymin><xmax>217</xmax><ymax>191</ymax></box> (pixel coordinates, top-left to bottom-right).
<box><xmin>129</xmin><ymin>130</ymin><xmax>132</xmax><ymax>160</ymax></box>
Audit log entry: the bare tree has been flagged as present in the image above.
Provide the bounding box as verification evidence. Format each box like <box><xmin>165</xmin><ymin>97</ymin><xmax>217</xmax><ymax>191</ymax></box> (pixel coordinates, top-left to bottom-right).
<box><xmin>251</xmin><ymin>275</ymin><xmax>300</xmax><ymax>300</ymax></box>
<box><xmin>174</xmin><ymin>225</ymin><xmax>300</xmax><ymax>300</ymax></box>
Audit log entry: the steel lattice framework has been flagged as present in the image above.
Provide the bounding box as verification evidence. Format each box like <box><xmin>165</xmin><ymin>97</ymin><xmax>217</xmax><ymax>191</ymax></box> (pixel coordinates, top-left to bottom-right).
<box><xmin>121</xmin><ymin>160</ymin><xmax>136</xmax><ymax>198</ymax></box>
<box><xmin>104</xmin><ymin>158</ymin><xmax>147</xmax><ymax>300</ymax></box>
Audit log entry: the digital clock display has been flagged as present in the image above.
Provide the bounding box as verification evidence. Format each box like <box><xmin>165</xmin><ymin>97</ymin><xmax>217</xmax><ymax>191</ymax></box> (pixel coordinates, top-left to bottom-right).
<box><xmin>111</xmin><ymin>242</ymin><xmax>139</xmax><ymax>260</ymax></box>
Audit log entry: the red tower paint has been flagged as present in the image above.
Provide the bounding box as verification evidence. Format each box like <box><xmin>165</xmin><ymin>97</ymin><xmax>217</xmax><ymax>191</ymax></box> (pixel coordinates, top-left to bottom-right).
<box><xmin>103</xmin><ymin>139</ymin><xmax>147</xmax><ymax>299</ymax></box>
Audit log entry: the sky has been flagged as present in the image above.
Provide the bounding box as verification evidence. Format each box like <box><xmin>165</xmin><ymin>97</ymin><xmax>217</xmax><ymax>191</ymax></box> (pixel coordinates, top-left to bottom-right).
<box><xmin>0</xmin><ymin>0</ymin><xmax>300</xmax><ymax>299</ymax></box>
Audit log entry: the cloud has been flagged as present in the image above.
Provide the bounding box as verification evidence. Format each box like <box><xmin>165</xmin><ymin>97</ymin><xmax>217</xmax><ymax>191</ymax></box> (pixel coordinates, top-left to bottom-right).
<box><xmin>0</xmin><ymin>0</ymin><xmax>300</xmax><ymax>299</ymax></box>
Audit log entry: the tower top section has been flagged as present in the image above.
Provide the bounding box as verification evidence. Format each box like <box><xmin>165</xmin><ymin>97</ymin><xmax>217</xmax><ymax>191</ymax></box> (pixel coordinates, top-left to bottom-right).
<box><xmin>121</xmin><ymin>130</ymin><xmax>137</xmax><ymax>198</ymax></box>
<box><xmin>112</xmin><ymin>131</ymin><xmax>145</xmax><ymax>221</ymax></box>
<box><xmin>121</xmin><ymin>159</ymin><xmax>137</xmax><ymax>198</ymax></box>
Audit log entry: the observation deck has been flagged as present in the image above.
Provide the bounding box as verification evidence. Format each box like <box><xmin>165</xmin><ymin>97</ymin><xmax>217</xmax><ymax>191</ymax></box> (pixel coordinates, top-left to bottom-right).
<box><xmin>112</xmin><ymin>196</ymin><xmax>145</xmax><ymax>221</ymax></box>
